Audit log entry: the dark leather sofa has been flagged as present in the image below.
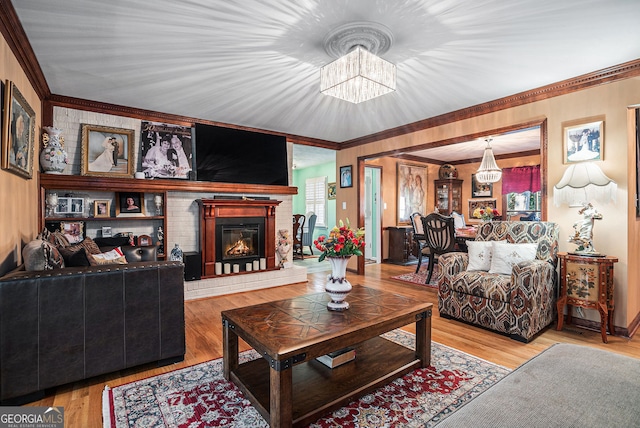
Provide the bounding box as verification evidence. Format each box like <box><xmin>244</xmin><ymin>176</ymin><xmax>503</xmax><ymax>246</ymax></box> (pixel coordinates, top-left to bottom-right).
<box><xmin>0</xmin><ymin>254</ymin><xmax>186</xmax><ymax>404</ymax></box>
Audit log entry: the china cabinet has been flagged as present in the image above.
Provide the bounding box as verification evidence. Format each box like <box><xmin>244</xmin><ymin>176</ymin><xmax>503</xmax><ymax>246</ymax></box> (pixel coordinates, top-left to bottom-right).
<box><xmin>434</xmin><ymin>179</ymin><xmax>463</xmax><ymax>215</ymax></box>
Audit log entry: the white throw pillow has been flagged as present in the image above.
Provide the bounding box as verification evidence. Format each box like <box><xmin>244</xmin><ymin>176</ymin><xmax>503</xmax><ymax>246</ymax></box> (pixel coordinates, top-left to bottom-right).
<box><xmin>90</xmin><ymin>247</ymin><xmax>128</xmax><ymax>265</ymax></box>
<box><xmin>466</xmin><ymin>241</ymin><xmax>495</xmax><ymax>271</ymax></box>
<box><xmin>489</xmin><ymin>242</ymin><xmax>538</xmax><ymax>275</ymax></box>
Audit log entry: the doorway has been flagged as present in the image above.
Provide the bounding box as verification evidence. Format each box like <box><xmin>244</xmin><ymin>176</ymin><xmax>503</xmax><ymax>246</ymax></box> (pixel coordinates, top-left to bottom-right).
<box><xmin>364</xmin><ymin>166</ymin><xmax>382</xmax><ymax>263</ymax></box>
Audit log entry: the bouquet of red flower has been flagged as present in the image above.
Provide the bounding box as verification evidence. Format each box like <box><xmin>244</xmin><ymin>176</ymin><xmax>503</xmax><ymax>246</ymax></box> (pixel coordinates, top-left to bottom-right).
<box><xmin>473</xmin><ymin>206</ymin><xmax>500</xmax><ymax>221</ymax></box>
<box><xmin>314</xmin><ymin>219</ymin><xmax>365</xmax><ymax>262</ymax></box>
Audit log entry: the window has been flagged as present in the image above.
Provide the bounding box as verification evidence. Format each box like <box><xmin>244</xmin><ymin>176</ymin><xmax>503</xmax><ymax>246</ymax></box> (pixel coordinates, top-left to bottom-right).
<box><xmin>305</xmin><ymin>176</ymin><xmax>326</xmax><ymax>227</ymax></box>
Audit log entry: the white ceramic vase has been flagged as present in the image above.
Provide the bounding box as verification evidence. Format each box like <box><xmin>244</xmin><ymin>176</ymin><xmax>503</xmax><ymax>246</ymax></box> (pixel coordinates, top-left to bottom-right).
<box><xmin>40</xmin><ymin>127</ymin><xmax>68</xmax><ymax>174</ymax></box>
<box><xmin>325</xmin><ymin>256</ymin><xmax>352</xmax><ymax>311</ymax></box>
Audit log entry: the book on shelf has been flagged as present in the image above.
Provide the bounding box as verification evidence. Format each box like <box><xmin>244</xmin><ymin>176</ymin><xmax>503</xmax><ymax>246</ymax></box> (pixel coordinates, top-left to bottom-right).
<box><xmin>315</xmin><ymin>347</ymin><xmax>356</xmax><ymax>368</ymax></box>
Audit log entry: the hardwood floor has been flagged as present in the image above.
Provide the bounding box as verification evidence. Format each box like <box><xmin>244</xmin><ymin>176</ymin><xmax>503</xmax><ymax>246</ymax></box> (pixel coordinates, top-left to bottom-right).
<box><xmin>27</xmin><ymin>262</ymin><xmax>640</xmax><ymax>427</ymax></box>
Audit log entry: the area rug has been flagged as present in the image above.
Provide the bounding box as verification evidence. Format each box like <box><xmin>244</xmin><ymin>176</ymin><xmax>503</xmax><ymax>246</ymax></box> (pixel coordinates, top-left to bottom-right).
<box><xmin>390</xmin><ymin>264</ymin><xmax>441</xmax><ymax>289</ymax></box>
<box><xmin>103</xmin><ymin>330</ymin><xmax>509</xmax><ymax>428</ymax></box>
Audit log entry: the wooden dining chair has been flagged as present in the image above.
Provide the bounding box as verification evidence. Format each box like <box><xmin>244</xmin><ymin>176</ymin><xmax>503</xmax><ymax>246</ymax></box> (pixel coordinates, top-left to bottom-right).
<box><xmin>422</xmin><ymin>212</ymin><xmax>457</xmax><ymax>284</ymax></box>
<box><xmin>409</xmin><ymin>212</ymin><xmax>430</xmax><ymax>273</ymax></box>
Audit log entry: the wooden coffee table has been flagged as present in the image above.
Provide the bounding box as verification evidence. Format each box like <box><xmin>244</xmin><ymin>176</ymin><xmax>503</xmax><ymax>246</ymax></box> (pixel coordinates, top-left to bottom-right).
<box><xmin>222</xmin><ymin>285</ymin><xmax>432</xmax><ymax>427</ymax></box>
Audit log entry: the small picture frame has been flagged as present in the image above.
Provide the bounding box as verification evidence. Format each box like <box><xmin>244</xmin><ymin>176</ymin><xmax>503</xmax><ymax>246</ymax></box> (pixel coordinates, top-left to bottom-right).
<box><xmin>1</xmin><ymin>80</ymin><xmax>36</xmax><ymax>179</ymax></box>
<box><xmin>55</xmin><ymin>197</ymin><xmax>72</xmax><ymax>215</ymax></box>
<box><xmin>81</xmin><ymin>124</ymin><xmax>135</xmax><ymax>178</ymax></box>
<box><xmin>60</xmin><ymin>221</ymin><xmax>84</xmax><ymax>244</ymax></box>
<box><xmin>116</xmin><ymin>192</ymin><xmax>144</xmax><ymax>216</ymax></box>
<box><xmin>563</xmin><ymin>118</ymin><xmax>604</xmax><ymax>163</ymax></box>
<box><xmin>94</xmin><ymin>199</ymin><xmax>111</xmax><ymax>218</ymax></box>
<box><xmin>101</xmin><ymin>226</ymin><xmax>112</xmax><ymax>238</ymax></box>
<box><xmin>138</xmin><ymin>234</ymin><xmax>152</xmax><ymax>246</ymax></box>
<box><xmin>70</xmin><ymin>197</ymin><xmax>85</xmax><ymax>216</ymax></box>
<box><xmin>327</xmin><ymin>182</ymin><xmax>337</xmax><ymax>200</ymax></box>
<box><xmin>472</xmin><ymin>174</ymin><xmax>493</xmax><ymax>198</ymax></box>
<box><xmin>340</xmin><ymin>165</ymin><xmax>352</xmax><ymax>188</ymax></box>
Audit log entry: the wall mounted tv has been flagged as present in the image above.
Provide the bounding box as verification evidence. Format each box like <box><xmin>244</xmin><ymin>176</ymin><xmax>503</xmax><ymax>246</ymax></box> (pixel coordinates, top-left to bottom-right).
<box><xmin>194</xmin><ymin>124</ymin><xmax>288</xmax><ymax>186</ymax></box>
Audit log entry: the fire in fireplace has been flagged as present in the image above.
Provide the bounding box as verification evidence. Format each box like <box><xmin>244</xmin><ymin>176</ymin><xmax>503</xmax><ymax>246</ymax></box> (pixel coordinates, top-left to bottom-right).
<box><xmin>222</xmin><ymin>224</ymin><xmax>260</xmax><ymax>260</ymax></box>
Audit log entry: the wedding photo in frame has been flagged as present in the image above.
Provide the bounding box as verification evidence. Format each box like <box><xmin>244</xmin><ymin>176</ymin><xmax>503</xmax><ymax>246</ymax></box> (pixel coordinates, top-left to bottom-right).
<box><xmin>397</xmin><ymin>162</ymin><xmax>427</xmax><ymax>225</ymax></box>
<box><xmin>1</xmin><ymin>80</ymin><xmax>36</xmax><ymax>179</ymax></box>
<box><xmin>81</xmin><ymin>124</ymin><xmax>135</xmax><ymax>178</ymax></box>
<box><xmin>340</xmin><ymin>165</ymin><xmax>352</xmax><ymax>188</ymax></box>
<box><xmin>140</xmin><ymin>121</ymin><xmax>193</xmax><ymax>179</ymax></box>
<box><xmin>563</xmin><ymin>117</ymin><xmax>604</xmax><ymax>163</ymax></box>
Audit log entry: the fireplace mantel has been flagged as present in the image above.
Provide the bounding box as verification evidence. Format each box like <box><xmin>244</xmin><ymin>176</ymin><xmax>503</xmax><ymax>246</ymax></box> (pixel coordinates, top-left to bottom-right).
<box><xmin>198</xmin><ymin>198</ymin><xmax>282</xmax><ymax>278</ymax></box>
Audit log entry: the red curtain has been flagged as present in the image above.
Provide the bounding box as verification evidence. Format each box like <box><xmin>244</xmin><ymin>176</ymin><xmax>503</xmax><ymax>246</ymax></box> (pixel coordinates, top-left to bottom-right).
<box><xmin>502</xmin><ymin>165</ymin><xmax>541</xmax><ymax>194</ymax></box>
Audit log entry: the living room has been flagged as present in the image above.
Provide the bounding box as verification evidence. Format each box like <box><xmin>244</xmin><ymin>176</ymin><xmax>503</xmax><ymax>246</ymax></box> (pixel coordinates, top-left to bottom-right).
<box><xmin>2</xmin><ymin>1</ymin><xmax>640</xmax><ymax>426</ymax></box>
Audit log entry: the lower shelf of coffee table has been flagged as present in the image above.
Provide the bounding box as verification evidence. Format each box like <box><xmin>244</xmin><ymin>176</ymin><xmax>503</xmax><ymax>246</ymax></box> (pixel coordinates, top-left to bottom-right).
<box><xmin>230</xmin><ymin>335</ymin><xmax>421</xmax><ymax>427</ymax></box>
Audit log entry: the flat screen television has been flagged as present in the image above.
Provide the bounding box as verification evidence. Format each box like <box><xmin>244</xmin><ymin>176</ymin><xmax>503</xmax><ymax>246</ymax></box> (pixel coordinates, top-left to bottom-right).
<box><xmin>194</xmin><ymin>124</ymin><xmax>288</xmax><ymax>186</ymax></box>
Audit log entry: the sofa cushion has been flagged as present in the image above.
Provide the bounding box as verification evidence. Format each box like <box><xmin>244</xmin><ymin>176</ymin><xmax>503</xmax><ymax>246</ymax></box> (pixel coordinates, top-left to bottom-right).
<box><xmin>37</xmin><ymin>227</ymin><xmax>70</xmax><ymax>248</ymax></box>
<box><xmin>23</xmin><ymin>239</ymin><xmax>65</xmax><ymax>271</ymax></box>
<box><xmin>58</xmin><ymin>247</ymin><xmax>92</xmax><ymax>267</ymax></box>
<box><xmin>489</xmin><ymin>242</ymin><xmax>538</xmax><ymax>275</ymax></box>
<box><xmin>66</xmin><ymin>236</ymin><xmax>102</xmax><ymax>255</ymax></box>
<box><xmin>467</xmin><ymin>240</ymin><xmax>505</xmax><ymax>271</ymax></box>
<box><xmin>90</xmin><ymin>247</ymin><xmax>128</xmax><ymax>265</ymax></box>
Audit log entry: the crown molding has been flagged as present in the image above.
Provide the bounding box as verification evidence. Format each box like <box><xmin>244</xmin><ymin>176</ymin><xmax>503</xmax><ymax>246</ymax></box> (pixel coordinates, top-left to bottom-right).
<box><xmin>0</xmin><ymin>1</ymin><xmax>50</xmax><ymax>99</ymax></box>
<box><xmin>342</xmin><ymin>58</ymin><xmax>640</xmax><ymax>148</ymax></box>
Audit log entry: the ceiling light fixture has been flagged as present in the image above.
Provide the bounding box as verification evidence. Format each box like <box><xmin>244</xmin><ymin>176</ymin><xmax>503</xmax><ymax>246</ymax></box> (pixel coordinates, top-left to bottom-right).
<box><xmin>320</xmin><ymin>22</ymin><xmax>396</xmax><ymax>104</ymax></box>
<box><xmin>476</xmin><ymin>137</ymin><xmax>502</xmax><ymax>183</ymax></box>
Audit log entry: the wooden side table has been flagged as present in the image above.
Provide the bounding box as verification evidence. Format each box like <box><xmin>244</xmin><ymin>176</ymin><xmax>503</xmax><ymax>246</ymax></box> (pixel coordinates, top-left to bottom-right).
<box><xmin>556</xmin><ymin>252</ymin><xmax>618</xmax><ymax>343</ymax></box>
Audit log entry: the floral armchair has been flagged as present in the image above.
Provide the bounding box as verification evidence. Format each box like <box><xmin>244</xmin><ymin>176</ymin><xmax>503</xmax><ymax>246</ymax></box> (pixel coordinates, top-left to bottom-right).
<box><xmin>438</xmin><ymin>221</ymin><xmax>559</xmax><ymax>342</ymax></box>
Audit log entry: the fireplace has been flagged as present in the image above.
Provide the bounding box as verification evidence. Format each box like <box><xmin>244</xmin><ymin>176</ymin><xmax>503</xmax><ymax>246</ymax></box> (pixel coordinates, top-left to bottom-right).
<box><xmin>198</xmin><ymin>198</ymin><xmax>281</xmax><ymax>278</ymax></box>
<box><xmin>217</xmin><ymin>217</ymin><xmax>264</xmax><ymax>265</ymax></box>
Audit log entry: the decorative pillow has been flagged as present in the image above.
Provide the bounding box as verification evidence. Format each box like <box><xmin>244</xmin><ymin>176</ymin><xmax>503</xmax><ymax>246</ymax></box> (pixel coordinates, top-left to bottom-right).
<box><xmin>58</xmin><ymin>247</ymin><xmax>92</xmax><ymax>267</ymax></box>
<box><xmin>37</xmin><ymin>227</ymin><xmax>70</xmax><ymax>248</ymax></box>
<box><xmin>489</xmin><ymin>242</ymin><xmax>538</xmax><ymax>275</ymax></box>
<box><xmin>90</xmin><ymin>247</ymin><xmax>128</xmax><ymax>265</ymax></box>
<box><xmin>467</xmin><ymin>241</ymin><xmax>500</xmax><ymax>271</ymax></box>
<box><xmin>23</xmin><ymin>239</ymin><xmax>65</xmax><ymax>271</ymax></box>
<box><xmin>66</xmin><ymin>236</ymin><xmax>101</xmax><ymax>255</ymax></box>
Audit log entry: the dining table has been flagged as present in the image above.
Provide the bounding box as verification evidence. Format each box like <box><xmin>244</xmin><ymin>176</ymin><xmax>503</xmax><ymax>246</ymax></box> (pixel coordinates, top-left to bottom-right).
<box><xmin>455</xmin><ymin>226</ymin><xmax>477</xmax><ymax>251</ymax></box>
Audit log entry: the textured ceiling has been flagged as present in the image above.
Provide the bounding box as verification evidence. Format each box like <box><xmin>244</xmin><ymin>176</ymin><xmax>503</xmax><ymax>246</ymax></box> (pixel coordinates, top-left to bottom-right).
<box><xmin>12</xmin><ymin>0</ymin><xmax>640</xmax><ymax>147</ymax></box>
<box><xmin>13</xmin><ymin>0</ymin><xmax>640</xmax><ymax>142</ymax></box>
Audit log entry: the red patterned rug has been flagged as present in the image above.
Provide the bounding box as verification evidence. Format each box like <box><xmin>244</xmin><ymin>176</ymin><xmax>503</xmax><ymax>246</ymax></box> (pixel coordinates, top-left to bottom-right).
<box><xmin>390</xmin><ymin>264</ymin><xmax>441</xmax><ymax>289</ymax></box>
<box><xmin>103</xmin><ymin>330</ymin><xmax>508</xmax><ymax>427</ymax></box>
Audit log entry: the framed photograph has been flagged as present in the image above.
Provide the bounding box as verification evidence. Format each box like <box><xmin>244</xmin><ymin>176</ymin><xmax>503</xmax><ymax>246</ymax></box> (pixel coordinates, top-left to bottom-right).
<box><xmin>327</xmin><ymin>182</ymin><xmax>337</xmax><ymax>200</ymax></box>
<box><xmin>1</xmin><ymin>81</ymin><xmax>36</xmax><ymax>179</ymax></box>
<box><xmin>469</xmin><ymin>199</ymin><xmax>497</xmax><ymax>216</ymax></box>
<box><xmin>397</xmin><ymin>163</ymin><xmax>427</xmax><ymax>225</ymax></box>
<box><xmin>101</xmin><ymin>226</ymin><xmax>112</xmax><ymax>238</ymax></box>
<box><xmin>55</xmin><ymin>197</ymin><xmax>71</xmax><ymax>215</ymax></box>
<box><xmin>138</xmin><ymin>234</ymin><xmax>152</xmax><ymax>246</ymax></box>
<box><xmin>563</xmin><ymin>118</ymin><xmax>604</xmax><ymax>163</ymax></box>
<box><xmin>70</xmin><ymin>197</ymin><xmax>85</xmax><ymax>215</ymax></box>
<box><xmin>116</xmin><ymin>192</ymin><xmax>144</xmax><ymax>216</ymax></box>
<box><xmin>94</xmin><ymin>199</ymin><xmax>111</xmax><ymax>218</ymax></box>
<box><xmin>472</xmin><ymin>174</ymin><xmax>493</xmax><ymax>198</ymax></box>
<box><xmin>339</xmin><ymin>165</ymin><xmax>352</xmax><ymax>188</ymax></box>
<box><xmin>60</xmin><ymin>221</ymin><xmax>85</xmax><ymax>244</ymax></box>
<box><xmin>140</xmin><ymin>121</ymin><xmax>193</xmax><ymax>179</ymax></box>
<box><xmin>81</xmin><ymin>124</ymin><xmax>135</xmax><ymax>178</ymax></box>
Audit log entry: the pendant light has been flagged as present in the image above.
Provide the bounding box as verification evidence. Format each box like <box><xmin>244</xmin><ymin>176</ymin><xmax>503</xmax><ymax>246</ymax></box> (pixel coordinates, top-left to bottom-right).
<box><xmin>476</xmin><ymin>137</ymin><xmax>502</xmax><ymax>183</ymax></box>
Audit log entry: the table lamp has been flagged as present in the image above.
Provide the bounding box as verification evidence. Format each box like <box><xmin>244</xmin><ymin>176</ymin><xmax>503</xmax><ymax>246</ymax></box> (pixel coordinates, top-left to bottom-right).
<box><xmin>553</xmin><ymin>162</ymin><xmax>616</xmax><ymax>256</ymax></box>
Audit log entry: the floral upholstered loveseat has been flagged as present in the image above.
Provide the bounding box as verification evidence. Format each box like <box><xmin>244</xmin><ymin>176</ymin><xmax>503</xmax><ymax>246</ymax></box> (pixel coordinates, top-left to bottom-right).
<box><xmin>438</xmin><ymin>221</ymin><xmax>559</xmax><ymax>342</ymax></box>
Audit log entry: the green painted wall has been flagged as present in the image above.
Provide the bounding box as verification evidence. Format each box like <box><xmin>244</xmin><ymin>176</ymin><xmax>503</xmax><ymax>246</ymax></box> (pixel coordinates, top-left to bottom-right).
<box><xmin>292</xmin><ymin>161</ymin><xmax>336</xmax><ymax>243</ymax></box>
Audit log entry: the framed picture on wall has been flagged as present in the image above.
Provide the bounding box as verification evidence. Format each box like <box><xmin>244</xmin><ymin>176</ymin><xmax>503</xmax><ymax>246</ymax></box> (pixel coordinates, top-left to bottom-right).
<box><xmin>1</xmin><ymin>80</ymin><xmax>36</xmax><ymax>179</ymax></box>
<box><xmin>472</xmin><ymin>174</ymin><xmax>493</xmax><ymax>198</ymax></box>
<box><xmin>469</xmin><ymin>199</ymin><xmax>497</xmax><ymax>220</ymax></box>
<box><xmin>94</xmin><ymin>199</ymin><xmax>111</xmax><ymax>218</ymax></box>
<box><xmin>397</xmin><ymin>162</ymin><xmax>427</xmax><ymax>225</ymax></box>
<box><xmin>563</xmin><ymin>117</ymin><xmax>604</xmax><ymax>163</ymax></box>
<box><xmin>327</xmin><ymin>182</ymin><xmax>337</xmax><ymax>200</ymax></box>
<box><xmin>340</xmin><ymin>165</ymin><xmax>352</xmax><ymax>188</ymax></box>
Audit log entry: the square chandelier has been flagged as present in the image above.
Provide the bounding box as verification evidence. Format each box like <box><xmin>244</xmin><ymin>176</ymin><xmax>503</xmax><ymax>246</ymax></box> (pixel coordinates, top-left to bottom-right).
<box><xmin>320</xmin><ymin>46</ymin><xmax>396</xmax><ymax>104</ymax></box>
